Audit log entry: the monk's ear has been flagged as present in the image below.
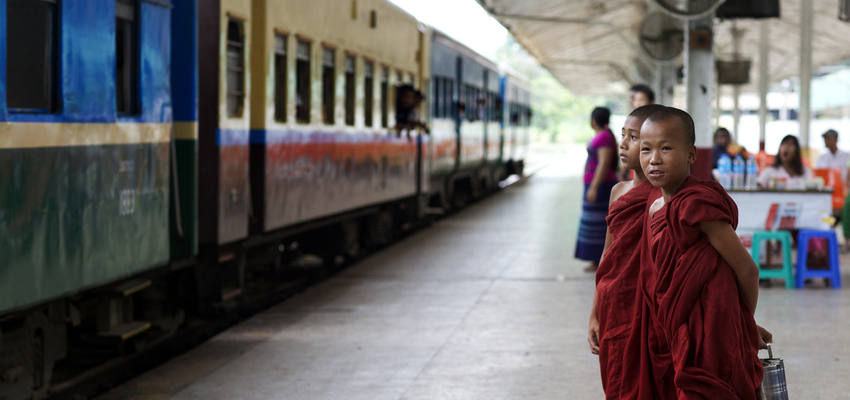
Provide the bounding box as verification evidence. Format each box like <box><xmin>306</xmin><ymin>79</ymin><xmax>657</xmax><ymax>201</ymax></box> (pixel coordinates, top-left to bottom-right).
<box><xmin>688</xmin><ymin>145</ymin><xmax>696</xmax><ymax>165</ymax></box>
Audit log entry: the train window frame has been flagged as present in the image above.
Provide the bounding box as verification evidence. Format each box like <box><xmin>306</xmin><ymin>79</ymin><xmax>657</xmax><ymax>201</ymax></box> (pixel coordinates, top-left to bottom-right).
<box><xmin>445</xmin><ymin>79</ymin><xmax>453</xmax><ymax>118</ymax></box>
<box><xmin>295</xmin><ymin>39</ymin><xmax>311</xmax><ymax>124</ymax></box>
<box><xmin>273</xmin><ymin>33</ymin><xmax>288</xmax><ymax>123</ymax></box>
<box><xmin>6</xmin><ymin>0</ymin><xmax>61</xmax><ymax>113</ymax></box>
<box><xmin>380</xmin><ymin>66</ymin><xmax>389</xmax><ymax>128</ymax></box>
<box><xmin>115</xmin><ymin>0</ymin><xmax>139</xmax><ymax>116</ymax></box>
<box><xmin>363</xmin><ymin>59</ymin><xmax>374</xmax><ymax>127</ymax></box>
<box><xmin>431</xmin><ymin>77</ymin><xmax>440</xmax><ymax>118</ymax></box>
<box><xmin>321</xmin><ymin>46</ymin><xmax>335</xmax><ymax>125</ymax></box>
<box><xmin>344</xmin><ymin>53</ymin><xmax>356</xmax><ymax>127</ymax></box>
<box><xmin>225</xmin><ymin>18</ymin><xmax>245</xmax><ymax>118</ymax></box>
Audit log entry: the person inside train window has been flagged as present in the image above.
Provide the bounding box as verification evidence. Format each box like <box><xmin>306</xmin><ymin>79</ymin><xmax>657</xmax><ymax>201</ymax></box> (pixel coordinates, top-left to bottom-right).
<box><xmin>394</xmin><ymin>84</ymin><xmax>427</xmax><ymax>135</ymax></box>
<box><xmin>629</xmin><ymin>83</ymin><xmax>655</xmax><ymax>109</ymax></box>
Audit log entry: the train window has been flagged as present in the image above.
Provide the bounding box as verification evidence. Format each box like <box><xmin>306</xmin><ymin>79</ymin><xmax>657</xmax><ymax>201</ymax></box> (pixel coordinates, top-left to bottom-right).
<box><xmin>225</xmin><ymin>19</ymin><xmax>245</xmax><ymax>118</ymax></box>
<box><xmin>495</xmin><ymin>96</ymin><xmax>503</xmax><ymax>123</ymax></box>
<box><xmin>116</xmin><ymin>0</ymin><xmax>139</xmax><ymax>115</ymax></box>
<box><xmin>380</xmin><ymin>66</ymin><xmax>389</xmax><ymax>127</ymax></box>
<box><xmin>7</xmin><ymin>0</ymin><xmax>59</xmax><ymax>112</ymax></box>
<box><xmin>295</xmin><ymin>39</ymin><xmax>311</xmax><ymax>123</ymax></box>
<box><xmin>344</xmin><ymin>54</ymin><xmax>355</xmax><ymax>126</ymax></box>
<box><xmin>431</xmin><ymin>78</ymin><xmax>439</xmax><ymax>118</ymax></box>
<box><xmin>321</xmin><ymin>47</ymin><xmax>335</xmax><ymax>125</ymax></box>
<box><xmin>396</xmin><ymin>70</ymin><xmax>403</xmax><ymax>85</ymax></box>
<box><xmin>409</xmin><ymin>73</ymin><xmax>415</xmax><ymax>87</ymax></box>
<box><xmin>364</xmin><ymin>60</ymin><xmax>374</xmax><ymax>127</ymax></box>
<box><xmin>274</xmin><ymin>34</ymin><xmax>287</xmax><ymax>122</ymax></box>
<box><xmin>369</xmin><ymin>10</ymin><xmax>377</xmax><ymax>29</ymax></box>
<box><xmin>445</xmin><ymin>80</ymin><xmax>453</xmax><ymax>118</ymax></box>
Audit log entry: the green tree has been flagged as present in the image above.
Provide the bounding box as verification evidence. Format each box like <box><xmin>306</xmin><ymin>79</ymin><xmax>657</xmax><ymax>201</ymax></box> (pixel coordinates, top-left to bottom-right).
<box><xmin>495</xmin><ymin>37</ymin><xmax>613</xmax><ymax>144</ymax></box>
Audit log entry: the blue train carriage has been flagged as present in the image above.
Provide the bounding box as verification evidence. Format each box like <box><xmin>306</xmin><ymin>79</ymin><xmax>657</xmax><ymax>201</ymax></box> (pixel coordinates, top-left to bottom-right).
<box><xmin>0</xmin><ymin>0</ymin><xmax>174</xmax><ymax>397</ymax></box>
<box><xmin>428</xmin><ymin>30</ymin><xmax>500</xmax><ymax>208</ymax></box>
<box><xmin>500</xmin><ymin>73</ymin><xmax>531</xmax><ymax>177</ymax></box>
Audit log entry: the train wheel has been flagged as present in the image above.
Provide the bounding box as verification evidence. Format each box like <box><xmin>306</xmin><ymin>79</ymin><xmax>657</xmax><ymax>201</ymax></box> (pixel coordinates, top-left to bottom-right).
<box><xmin>362</xmin><ymin>211</ymin><xmax>395</xmax><ymax>248</ymax></box>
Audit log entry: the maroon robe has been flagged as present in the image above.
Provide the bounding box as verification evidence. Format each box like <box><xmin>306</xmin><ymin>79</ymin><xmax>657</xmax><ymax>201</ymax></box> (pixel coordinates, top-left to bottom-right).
<box><xmin>646</xmin><ymin>177</ymin><xmax>763</xmax><ymax>399</ymax></box>
<box><xmin>595</xmin><ymin>181</ymin><xmax>654</xmax><ymax>398</ymax></box>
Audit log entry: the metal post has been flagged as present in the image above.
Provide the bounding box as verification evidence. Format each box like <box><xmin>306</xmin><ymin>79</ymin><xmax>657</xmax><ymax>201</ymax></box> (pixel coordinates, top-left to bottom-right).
<box><xmin>758</xmin><ymin>21</ymin><xmax>769</xmax><ymax>151</ymax></box>
<box><xmin>799</xmin><ymin>0</ymin><xmax>813</xmax><ymax>152</ymax></box>
<box><xmin>731</xmin><ymin>22</ymin><xmax>741</xmax><ymax>142</ymax></box>
<box><xmin>685</xmin><ymin>17</ymin><xmax>714</xmax><ymax>178</ymax></box>
<box><xmin>654</xmin><ymin>64</ymin><xmax>675</xmax><ymax>105</ymax></box>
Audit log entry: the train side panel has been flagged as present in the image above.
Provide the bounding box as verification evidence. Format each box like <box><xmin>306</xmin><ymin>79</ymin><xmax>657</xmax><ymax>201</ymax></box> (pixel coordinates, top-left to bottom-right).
<box><xmin>170</xmin><ymin>0</ymin><xmax>199</xmax><ymax>259</ymax></box>
<box><xmin>198</xmin><ymin>0</ymin><xmax>252</xmax><ymax>245</ymax></box>
<box><xmin>248</xmin><ymin>0</ymin><xmax>421</xmax><ymax>232</ymax></box>
<box><xmin>0</xmin><ymin>0</ymin><xmax>172</xmax><ymax>313</ymax></box>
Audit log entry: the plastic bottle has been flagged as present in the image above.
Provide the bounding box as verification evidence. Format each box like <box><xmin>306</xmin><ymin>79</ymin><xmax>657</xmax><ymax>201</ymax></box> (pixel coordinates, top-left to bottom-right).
<box><xmin>746</xmin><ymin>156</ymin><xmax>758</xmax><ymax>190</ymax></box>
<box><xmin>732</xmin><ymin>155</ymin><xmax>745</xmax><ymax>189</ymax></box>
<box><xmin>717</xmin><ymin>153</ymin><xmax>732</xmax><ymax>190</ymax></box>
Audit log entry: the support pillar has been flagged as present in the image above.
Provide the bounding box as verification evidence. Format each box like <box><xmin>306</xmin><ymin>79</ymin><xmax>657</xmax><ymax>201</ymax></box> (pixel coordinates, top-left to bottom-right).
<box><xmin>799</xmin><ymin>0</ymin><xmax>813</xmax><ymax>153</ymax></box>
<box><xmin>654</xmin><ymin>63</ymin><xmax>675</xmax><ymax>105</ymax></box>
<box><xmin>758</xmin><ymin>21</ymin><xmax>769</xmax><ymax>151</ymax></box>
<box><xmin>685</xmin><ymin>17</ymin><xmax>714</xmax><ymax>179</ymax></box>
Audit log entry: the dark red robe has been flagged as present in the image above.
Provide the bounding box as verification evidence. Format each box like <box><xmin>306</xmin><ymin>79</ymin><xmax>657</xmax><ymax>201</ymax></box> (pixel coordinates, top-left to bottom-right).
<box><xmin>595</xmin><ymin>181</ymin><xmax>655</xmax><ymax>398</ymax></box>
<box><xmin>645</xmin><ymin>177</ymin><xmax>763</xmax><ymax>399</ymax></box>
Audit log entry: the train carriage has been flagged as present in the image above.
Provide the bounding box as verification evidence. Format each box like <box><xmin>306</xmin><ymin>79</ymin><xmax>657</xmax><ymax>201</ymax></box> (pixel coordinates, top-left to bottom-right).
<box><xmin>247</xmin><ymin>0</ymin><xmax>424</xmax><ymax>234</ymax></box>
<box><xmin>0</xmin><ymin>1</ymin><xmax>530</xmax><ymax>398</ymax></box>
<box><xmin>0</xmin><ymin>0</ymin><xmax>174</xmax><ymax>396</ymax></box>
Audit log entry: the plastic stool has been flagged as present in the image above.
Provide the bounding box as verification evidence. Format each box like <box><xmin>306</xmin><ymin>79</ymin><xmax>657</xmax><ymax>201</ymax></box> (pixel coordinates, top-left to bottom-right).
<box><xmin>751</xmin><ymin>230</ymin><xmax>795</xmax><ymax>289</ymax></box>
<box><xmin>796</xmin><ymin>229</ymin><xmax>842</xmax><ymax>289</ymax></box>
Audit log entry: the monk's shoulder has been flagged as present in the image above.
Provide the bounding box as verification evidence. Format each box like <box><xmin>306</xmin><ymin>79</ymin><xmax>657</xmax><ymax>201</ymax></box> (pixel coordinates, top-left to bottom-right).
<box><xmin>609</xmin><ymin>181</ymin><xmax>631</xmax><ymax>205</ymax></box>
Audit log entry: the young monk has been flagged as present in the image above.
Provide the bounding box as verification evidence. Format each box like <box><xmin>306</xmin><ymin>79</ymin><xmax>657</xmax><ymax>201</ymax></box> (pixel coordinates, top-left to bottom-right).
<box><xmin>638</xmin><ymin>107</ymin><xmax>767</xmax><ymax>398</ymax></box>
<box><xmin>587</xmin><ymin>104</ymin><xmax>666</xmax><ymax>398</ymax></box>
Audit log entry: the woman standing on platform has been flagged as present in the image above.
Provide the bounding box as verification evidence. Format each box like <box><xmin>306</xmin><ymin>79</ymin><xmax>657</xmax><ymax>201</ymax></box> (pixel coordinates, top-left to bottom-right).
<box><xmin>576</xmin><ymin>107</ymin><xmax>619</xmax><ymax>272</ymax></box>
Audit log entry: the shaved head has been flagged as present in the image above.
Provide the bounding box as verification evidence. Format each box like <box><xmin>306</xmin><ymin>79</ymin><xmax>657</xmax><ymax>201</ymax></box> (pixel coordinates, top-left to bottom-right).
<box><xmin>628</xmin><ymin>104</ymin><xmax>667</xmax><ymax>121</ymax></box>
<box><xmin>645</xmin><ymin>106</ymin><xmax>696</xmax><ymax>146</ymax></box>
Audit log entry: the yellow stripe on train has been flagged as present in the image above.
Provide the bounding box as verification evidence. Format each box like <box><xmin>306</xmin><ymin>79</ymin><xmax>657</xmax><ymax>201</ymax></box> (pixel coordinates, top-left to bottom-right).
<box><xmin>0</xmin><ymin>122</ymin><xmax>177</xmax><ymax>149</ymax></box>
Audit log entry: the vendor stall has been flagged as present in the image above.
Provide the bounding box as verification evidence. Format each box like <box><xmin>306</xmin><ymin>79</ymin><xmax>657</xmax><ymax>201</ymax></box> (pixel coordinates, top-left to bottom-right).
<box><xmin>728</xmin><ymin>189</ymin><xmax>833</xmax><ymax>234</ymax></box>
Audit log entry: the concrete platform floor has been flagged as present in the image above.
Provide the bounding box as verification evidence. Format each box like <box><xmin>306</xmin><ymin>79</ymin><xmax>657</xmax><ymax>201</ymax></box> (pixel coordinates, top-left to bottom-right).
<box><xmin>101</xmin><ymin>148</ymin><xmax>850</xmax><ymax>400</ymax></box>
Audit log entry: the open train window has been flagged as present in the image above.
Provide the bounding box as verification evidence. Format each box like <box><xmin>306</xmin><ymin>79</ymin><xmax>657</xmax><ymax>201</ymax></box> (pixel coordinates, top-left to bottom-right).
<box><xmin>321</xmin><ymin>47</ymin><xmax>335</xmax><ymax>125</ymax></box>
<box><xmin>7</xmin><ymin>0</ymin><xmax>59</xmax><ymax>112</ymax></box>
<box><xmin>295</xmin><ymin>39</ymin><xmax>311</xmax><ymax>123</ymax></box>
<box><xmin>344</xmin><ymin>54</ymin><xmax>355</xmax><ymax>126</ymax></box>
<box><xmin>380</xmin><ymin>66</ymin><xmax>388</xmax><ymax>127</ymax></box>
<box><xmin>364</xmin><ymin>60</ymin><xmax>374</xmax><ymax>127</ymax></box>
<box><xmin>116</xmin><ymin>0</ymin><xmax>139</xmax><ymax>115</ymax></box>
<box><xmin>274</xmin><ymin>34</ymin><xmax>287</xmax><ymax>122</ymax></box>
<box><xmin>225</xmin><ymin>19</ymin><xmax>245</xmax><ymax>118</ymax></box>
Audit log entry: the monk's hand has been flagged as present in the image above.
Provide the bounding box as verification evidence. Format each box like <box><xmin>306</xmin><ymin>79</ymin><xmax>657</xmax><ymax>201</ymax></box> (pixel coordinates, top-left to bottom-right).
<box><xmin>588</xmin><ymin>317</ymin><xmax>600</xmax><ymax>355</ymax></box>
<box><xmin>586</xmin><ymin>187</ymin><xmax>598</xmax><ymax>203</ymax></box>
<box><xmin>757</xmin><ymin>324</ymin><xmax>773</xmax><ymax>349</ymax></box>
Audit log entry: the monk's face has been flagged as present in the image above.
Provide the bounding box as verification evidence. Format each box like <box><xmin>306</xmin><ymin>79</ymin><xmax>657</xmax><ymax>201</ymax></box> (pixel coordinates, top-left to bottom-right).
<box><xmin>639</xmin><ymin>119</ymin><xmax>695</xmax><ymax>192</ymax></box>
<box><xmin>619</xmin><ymin>116</ymin><xmax>643</xmax><ymax>170</ymax></box>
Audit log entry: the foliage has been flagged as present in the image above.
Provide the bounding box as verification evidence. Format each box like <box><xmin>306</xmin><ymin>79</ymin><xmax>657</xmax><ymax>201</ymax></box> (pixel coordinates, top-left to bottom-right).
<box><xmin>494</xmin><ymin>37</ymin><xmax>615</xmax><ymax>144</ymax></box>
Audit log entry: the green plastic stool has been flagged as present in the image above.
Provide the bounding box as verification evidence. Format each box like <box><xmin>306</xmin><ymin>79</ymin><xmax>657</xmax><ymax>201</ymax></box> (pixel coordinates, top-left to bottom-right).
<box><xmin>751</xmin><ymin>230</ymin><xmax>795</xmax><ymax>289</ymax></box>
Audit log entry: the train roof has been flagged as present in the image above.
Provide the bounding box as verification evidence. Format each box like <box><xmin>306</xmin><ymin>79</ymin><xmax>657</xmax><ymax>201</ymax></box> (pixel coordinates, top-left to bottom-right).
<box><xmin>431</xmin><ymin>28</ymin><xmax>499</xmax><ymax>70</ymax></box>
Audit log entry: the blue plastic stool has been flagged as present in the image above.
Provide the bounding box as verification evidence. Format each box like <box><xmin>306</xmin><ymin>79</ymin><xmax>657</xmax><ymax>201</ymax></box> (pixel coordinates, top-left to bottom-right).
<box><xmin>751</xmin><ymin>230</ymin><xmax>795</xmax><ymax>289</ymax></box>
<box><xmin>795</xmin><ymin>229</ymin><xmax>842</xmax><ymax>289</ymax></box>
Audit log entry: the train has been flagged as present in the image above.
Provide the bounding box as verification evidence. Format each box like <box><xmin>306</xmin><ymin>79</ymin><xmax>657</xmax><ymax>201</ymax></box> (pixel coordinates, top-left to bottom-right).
<box><xmin>0</xmin><ymin>0</ymin><xmax>531</xmax><ymax>398</ymax></box>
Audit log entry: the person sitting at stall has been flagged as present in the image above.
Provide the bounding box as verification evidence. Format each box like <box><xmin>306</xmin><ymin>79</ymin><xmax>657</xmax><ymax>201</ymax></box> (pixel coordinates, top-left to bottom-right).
<box><xmin>711</xmin><ymin>127</ymin><xmax>731</xmax><ymax>169</ymax></box>
<box><xmin>815</xmin><ymin>129</ymin><xmax>850</xmax><ymax>187</ymax></box>
<box><xmin>757</xmin><ymin>134</ymin><xmax>813</xmax><ymax>190</ymax></box>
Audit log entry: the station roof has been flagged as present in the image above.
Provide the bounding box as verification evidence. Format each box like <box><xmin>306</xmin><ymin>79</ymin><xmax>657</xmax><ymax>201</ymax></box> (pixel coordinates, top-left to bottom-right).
<box><xmin>476</xmin><ymin>0</ymin><xmax>850</xmax><ymax>96</ymax></box>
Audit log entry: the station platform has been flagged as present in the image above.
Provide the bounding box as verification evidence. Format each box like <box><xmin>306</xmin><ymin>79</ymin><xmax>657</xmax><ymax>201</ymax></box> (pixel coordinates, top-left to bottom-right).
<box><xmin>101</xmin><ymin>148</ymin><xmax>850</xmax><ymax>399</ymax></box>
